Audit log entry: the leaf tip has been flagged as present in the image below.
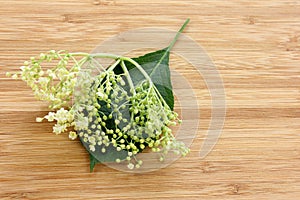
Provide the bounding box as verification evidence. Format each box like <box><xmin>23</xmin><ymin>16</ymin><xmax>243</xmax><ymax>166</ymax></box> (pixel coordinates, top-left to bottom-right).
<box><xmin>89</xmin><ymin>153</ymin><xmax>99</xmax><ymax>173</ymax></box>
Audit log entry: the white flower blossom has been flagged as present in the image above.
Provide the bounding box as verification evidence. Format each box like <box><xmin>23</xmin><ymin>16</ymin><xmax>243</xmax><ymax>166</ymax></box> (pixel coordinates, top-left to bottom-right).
<box><xmin>53</xmin><ymin>123</ymin><xmax>67</xmax><ymax>134</ymax></box>
<box><xmin>44</xmin><ymin>112</ymin><xmax>55</xmax><ymax>122</ymax></box>
<box><xmin>36</xmin><ymin>117</ymin><xmax>44</xmax><ymax>122</ymax></box>
<box><xmin>69</xmin><ymin>131</ymin><xmax>77</xmax><ymax>140</ymax></box>
<box><xmin>55</xmin><ymin>108</ymin><xmax>69</xmax><ymax>123</ymax></box>
<box><xmin>75</xmin><ymin>117</ymin><xmax>89</xmax><ymax>130</ymax></box>
<box><xmin>89</xmin><ymin>145</ymin><xmax>95</xmax><ymax>152</ymax></box>
<box><xmin>127</xmin><ymin>163</ymin><xmax>134</xmax><ymax>170</ymax></box>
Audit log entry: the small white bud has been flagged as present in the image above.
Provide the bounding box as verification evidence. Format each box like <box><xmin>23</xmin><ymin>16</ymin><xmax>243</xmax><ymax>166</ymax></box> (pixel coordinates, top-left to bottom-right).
<box><xmin>127</xmin><ymin>163</ymin><xmax>134</xmax><ymax>169</ymax></box>
<box><xmin>36</xmin><ymin>117</ymin><xmax>44</xmax><ymax>122</ymax></box>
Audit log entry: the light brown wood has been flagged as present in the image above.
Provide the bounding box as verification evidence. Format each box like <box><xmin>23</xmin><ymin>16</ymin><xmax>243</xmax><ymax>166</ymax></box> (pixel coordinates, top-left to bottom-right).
<box><xmin>1</xmin><ymin>0</ymin><xmax>300</xmax><ymax>199</ymax></box>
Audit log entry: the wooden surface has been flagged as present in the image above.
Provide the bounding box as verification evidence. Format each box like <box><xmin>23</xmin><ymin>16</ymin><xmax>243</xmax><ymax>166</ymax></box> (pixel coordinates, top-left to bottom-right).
<box><xmin>1</xmin><ymin>0</ymin><xmax>300</xmax><ymax>199</ymax></box>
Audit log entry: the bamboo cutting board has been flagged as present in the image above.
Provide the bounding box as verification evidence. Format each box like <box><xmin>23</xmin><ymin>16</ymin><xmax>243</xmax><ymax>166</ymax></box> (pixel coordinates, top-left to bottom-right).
<box><xmin>0</xmin><ymin>0</ymin><xmax>300</xmax><ymax>199</ymax></box>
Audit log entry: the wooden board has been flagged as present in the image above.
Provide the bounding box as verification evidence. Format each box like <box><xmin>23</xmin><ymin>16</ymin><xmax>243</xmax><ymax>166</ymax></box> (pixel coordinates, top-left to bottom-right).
<box><xmin>1</xmin><ymin>0</ymin><xmax>299</xmax><ymax>199</ymax></box>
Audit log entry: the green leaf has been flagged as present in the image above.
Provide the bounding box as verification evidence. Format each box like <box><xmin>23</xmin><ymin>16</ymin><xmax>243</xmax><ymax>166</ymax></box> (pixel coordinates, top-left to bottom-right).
<box><xmin>121</xmin><ymin>48</ymin><xmax>174</xmax><ymax>110</ymax></box>
<box><xmin>89</xmin><ymin>153</ymin><xmax>99</xmax><ymax>172</ymax></box>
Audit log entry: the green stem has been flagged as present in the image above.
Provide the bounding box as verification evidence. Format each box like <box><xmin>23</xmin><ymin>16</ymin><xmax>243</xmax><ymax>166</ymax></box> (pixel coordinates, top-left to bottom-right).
<box><xmin>73</xmin><ymin>56</ymin><xmax>89</xmax><ymax>71</ymax></box>
<box><xmin>69</xmin><ymin>52</ymin><xmax>120</xmax><ymax>60</ymax></box>
<box><xmin>152</xmin><ymin>84</ymin><xmax>169</xmax><ymax>108</ymax></box>
<box><xmin>121</xmin><ymin>57</ymin><xmax>153</xmax><ymax>85</ymax></box>
<box><xmin>90</xmin><ymin>57</ymin><xmax>106</xmax><ymax>71</ymax></box>
<box><xmin>166</xmin><ymin>18</ymin><xmax>190</xmax><ymax>51</ymax></box>
<box><xmin>120</xmin><ymin>60</ymin><xmax>136</xmax><ymax>95</ymax></box>
<box><xmin>148</xmin><ymin>19</ymin><xmax>190</xmax><ymax>78</ymax></box>
<box><xmin>106</xmin><ymin>59</ymin><xmax>121</xmax><ymax>73</ymax></box>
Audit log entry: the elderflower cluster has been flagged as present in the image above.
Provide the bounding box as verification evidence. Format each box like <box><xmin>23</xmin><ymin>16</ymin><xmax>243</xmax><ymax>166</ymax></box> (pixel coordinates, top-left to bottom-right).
<box><xmin>7</xmin><ymin>50</ymin><xmax>80</xmax><ymax>110</ymax></box>
<box><xmin>37</xmin><ymin>108</ymin><xmax>75</xmax><ymax>137</ymax></box>
<box><xmin>8</xmin><ymin>51</ymin><xmax>189</xmax><ymax>170</ymax></box>
<box><xmin>7</xmin><ymin>50</ymin><xmax>83</xmax><ymax>139</ymax></box>
<box><xmin>74</xmin><ymin>64</ymin><xmax>189</xmax><ymax>169</ymax></box>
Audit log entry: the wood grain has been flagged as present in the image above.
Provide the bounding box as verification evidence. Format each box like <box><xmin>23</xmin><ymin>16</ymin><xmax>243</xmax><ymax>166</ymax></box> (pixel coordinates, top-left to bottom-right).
<box><xmin>0</xmin><ymin>0</ymin><xmax>300</xmax><ymax>199</ymax></box>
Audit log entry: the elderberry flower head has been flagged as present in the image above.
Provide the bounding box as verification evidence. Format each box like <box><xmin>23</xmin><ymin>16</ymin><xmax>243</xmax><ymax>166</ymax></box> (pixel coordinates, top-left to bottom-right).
<box><xmin>74</xmin><ymin>61</ymin><xmax>188</xmax><ymax>170</ymax></box>
<box><xmin>8</xmin><ymin>50</ymin><xmax>190</xmax><ymax>171</ymax></box>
